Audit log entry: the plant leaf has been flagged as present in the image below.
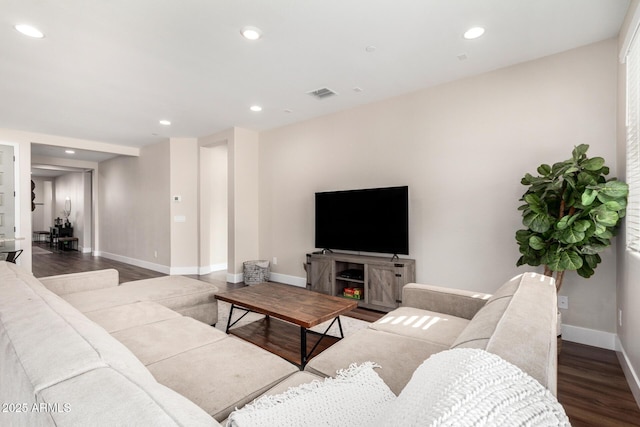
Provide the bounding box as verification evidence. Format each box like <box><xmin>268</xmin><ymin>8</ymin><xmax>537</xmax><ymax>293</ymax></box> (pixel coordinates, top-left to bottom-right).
<box><xmin>581</xmin><ymin>188</ymin><xmax>598</xmax><ymax>206</ymax></box>
<box><xmin>573</xmin><ymin>220</ymin><xmax>591</xmax><ymax>232</ymax></box>
<box><xmin>577</xmin><ymin>172</ymin><xmax>598</xmax><ymax>187</ymax></box>
<box><xmin>599</xmin><ymin>181</ymin><xmax>629</xmax><ymax>198</ymax></box>
<box><xmin>581</xmin><ymin>244</ymin><xmax>607</xmax><ymax>254</ymax></box>
<box><xmin>577</xmin><ymin>263</ymin><xmax>595</xmax><ymax>278</ymax></box>
<box><xmin>572</xmin><ymin>144</ymin><xmax>589</xmax><ymax>162</ymax></box>
<box><xmin>521</xmin><ymin>173</ymin><xmax>534</xmax><ymax>185</ymax></box>
<box><xmin>556</xmin><ymin>216</ymin><xmax>570</xmax><ymax>230</ymax></box>
<box><xmin>604</xmin><ymin>200</ymin><xmax>622</xmax><ymax>211</ymax></box>
<box><xmin>529</xmin><ymin>235</ymin><xmax>546</xmax><ymax>250</ymax></box>
<box><xmin>583</xmin><ymin>157</ymin><xmax>605</xmax><ymax>171</ymax></box>
<box><xmin>515</xmin><ymin>229</ymin><xmax>532</xmax><ymax>244</ymax></box>
<box><xmin>537</xmin><ymin>164</ymin><xmax>551</xmax><ymax>176</ymax></box>
<box><xmin>564</xmin><ymin>166</ymin><xmax>580</xmax><ymax>175</ymax></box>
<box><xmin>554</xmin><ymin>250</ymin><xmax>584</xmax><ymax>271</ymax></box>
<box><xmin>584</xmin><ymin>254</ymin><xmax>601</xmax><ymax>269</ymax></box>
<box><xmin>523</xmin><ymin>212</ymin><xmax>552</xmax><ymax>233</ymax></box>
<box><xmin>595</xmin><ymin>210</ymin><xmax>619</xmax><ymax>227</ymax></box>
<box><xmin>561</xmin><ymin>228</ymin><xmax>585</xmax><ymax>244</ymax></box>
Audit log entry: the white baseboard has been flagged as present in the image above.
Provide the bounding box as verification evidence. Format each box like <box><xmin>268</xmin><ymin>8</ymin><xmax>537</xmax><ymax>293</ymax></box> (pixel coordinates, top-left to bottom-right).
<box><xmin>224</xmin><ymin>272</ymin><xmax>307</xmax><ymax>286</ymax></box>
<box><xmin>269</xmin><ymin>272</ymin><xmax>306</xmax><ymax>288</ymax></box>
<box><xmin>561</xmin><ymin>324</ymin><xmax>617</xmax><ymax>350</ymax></box>
<box><xmin>93</xmin><ymin>251</ymin><xmax>222</xmax><ymax>276</ymax></box>
<box><xmin>198</xmin><ymin>263</ymin><xmax>227</xmax><ymax>275</ymax></box>
<box><xmin>169</xmin><ymin>266</ymin><xmax>200</xmax><ymax>275</ymax></box>
<box><xmin>616</xmin><ymin>337</ymin><xmax>640</xmax><ymax>408</ymax></box>
<box><xmin>95</xmin><ymin>251</ymin><xmax>170</xmax><ymax>275</ymax></box>
<box><xmin>227</xmin><ymin>272</ymin><xmax>243</xmax><ymax>283</ymax></box>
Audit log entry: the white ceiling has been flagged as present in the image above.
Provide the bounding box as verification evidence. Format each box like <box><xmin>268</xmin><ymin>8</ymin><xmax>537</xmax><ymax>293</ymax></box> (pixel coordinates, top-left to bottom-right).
<box><xmin>0</xmin><ymin>0</ymin><xmax>631</xmax><ymax>156</ymax></box>
<box><xmin>30</xmin><ymin>143</ymin><xmax>118</xmax><ymax>177</ymax></box>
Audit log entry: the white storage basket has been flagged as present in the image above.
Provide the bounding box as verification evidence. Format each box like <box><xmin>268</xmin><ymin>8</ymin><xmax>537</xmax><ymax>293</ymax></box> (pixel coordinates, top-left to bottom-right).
<box><xmin>243</xmin><ymin>260</ymin><xmax>270</xmax><ymax>285</ymax></box>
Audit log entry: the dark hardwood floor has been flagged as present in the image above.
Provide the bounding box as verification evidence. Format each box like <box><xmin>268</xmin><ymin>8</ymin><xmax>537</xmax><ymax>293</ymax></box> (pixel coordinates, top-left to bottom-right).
<box><xmin>31</xmin><ymin>243</ymin><xmax>165</xmax><ymax>283</ymax></box>
<box><xmin>558</xmin><ymin>342</ymin><xmax>640</xmax><ymax>426</ymax></box>
<box><xmin>29</xmin><ymin>244</ymin><xmax>640</xmax><ymax>426</ymax></box>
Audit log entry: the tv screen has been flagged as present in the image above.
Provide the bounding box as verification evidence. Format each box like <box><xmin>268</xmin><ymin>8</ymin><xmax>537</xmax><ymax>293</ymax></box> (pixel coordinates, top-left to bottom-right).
<box><xmin>315</xmin><ymin>186</ymin><xmax>409</xmax><ymax>255</ymax></box>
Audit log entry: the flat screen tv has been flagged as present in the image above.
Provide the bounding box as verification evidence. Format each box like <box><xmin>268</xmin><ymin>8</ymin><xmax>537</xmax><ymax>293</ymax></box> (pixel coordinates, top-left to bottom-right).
<box><xmin>315</xmin><ymin>186</ymin><xmax>409</xmax><ymax>255</ymax></box>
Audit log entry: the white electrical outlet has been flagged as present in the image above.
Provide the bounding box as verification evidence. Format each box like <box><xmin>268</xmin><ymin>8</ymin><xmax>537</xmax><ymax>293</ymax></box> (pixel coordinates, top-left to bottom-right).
<box><xmin>272</xmin><ymin>257</ymin><xmax>278</xmax><ymax>265</ymax></box>
<box><xmin>154</xmin><ymin>250</ymin><xmax>158</xmax><ymax>259</ymax></box>
<box><xmin>558</xmin><ymin>295</ymin><xmax>569</xmax><ymax>310</ymax></box>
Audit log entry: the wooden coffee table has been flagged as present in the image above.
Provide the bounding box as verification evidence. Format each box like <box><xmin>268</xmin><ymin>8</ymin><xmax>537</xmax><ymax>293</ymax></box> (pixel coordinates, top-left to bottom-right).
<box><xmin>215</xmin><ymin>282</ymin><xmax>357</xmax><ymax>368</ymax></box>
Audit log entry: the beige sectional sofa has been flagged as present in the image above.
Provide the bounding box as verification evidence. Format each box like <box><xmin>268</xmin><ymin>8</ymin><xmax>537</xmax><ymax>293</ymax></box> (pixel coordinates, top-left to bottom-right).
<box><xmin>1</xmin><ymin>261</ymin><xmax>561</xmax><ymax>426</ymax></box>
<box><xmin>0</xmin><ymin>262</ymin><xmax>298</xmax><ymax>426</ymax></box>
<box><xmin>304</xmin><ymin>271</ymin><xmax>558</xmax><ymax>396</ymax></box>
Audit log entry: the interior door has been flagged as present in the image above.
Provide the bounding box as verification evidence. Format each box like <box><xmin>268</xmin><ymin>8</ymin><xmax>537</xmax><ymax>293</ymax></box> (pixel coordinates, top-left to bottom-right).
<box><xmin>0</xmin><ymin>145</ymin><xmax>16</xmax><ymax>251</ymax></box>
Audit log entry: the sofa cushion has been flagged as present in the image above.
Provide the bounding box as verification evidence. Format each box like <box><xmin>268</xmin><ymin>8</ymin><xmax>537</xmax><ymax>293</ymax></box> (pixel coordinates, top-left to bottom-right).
<box><xmin>451</xmin><ymin>272</ymin><xmax>557</xmax><ymax>393</ymax></box>
<box><xmin>62</xmin><ymin>275</ymin><xmax>219</xmax><ymax>324</ymax></box>
<box><xmin>374</xmin><ymin>348</ymin><xmax>569</xmax><ymax>426</ymax></box>
<box><xmin>402</xmin><ymin>283</ymin><xmax>491</xmax><ymax>320</ymax></box>
<box><xmin>0</xmin><ymin>274</ymin><xmax>151</xmax><ymax>391</ymax></box>
<box><xmin>112</xmin><ymin>316</ymin><xmax>228</xmax><ymax>365</ymax></box>
<box><xmin>39</xmin><ymin>269</ymin><xmax>119</xmax><ymax>295</ymax></box>
<box><xmin>369</xmin><ymin>306</ymin><xmax>469</xmax><ymax>347</ymax></box>
<box><xmin>85</xmin><ymin>301</ymin><xmax>181</xmax><ymax>332</ymax></box>
<box><xmin>451</xmin><ymin>297</ymin><xmax>511</xmax><ymax>349</ymax></box>
<box><xmin>39</xmin><ymin>367</ymin><xmax>221</xmax><ymax>427</ymax></box>
<box><xmin>305</xmin><ymin>328</ymin><xmax>448</xmax><ymax>395</ymax></box>
<box><xmin>148</xmin><ymin>336</ymin><xmax>299</xmax><ymax>422</ymax></box>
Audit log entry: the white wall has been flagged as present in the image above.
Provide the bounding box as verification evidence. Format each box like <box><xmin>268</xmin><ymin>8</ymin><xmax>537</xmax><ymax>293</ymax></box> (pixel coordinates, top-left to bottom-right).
<box><xmin>259</xmin><ymin>39</ymin><xmax>619</xmax><ymax>334</ymax></box>
<box><xmin>199</xmin><ymin>142</ymin><xmax>228</xmax><ymax>272</ymax></box>
<box><xmin>229</xmin><ymin>128</ymin><xmax>260</xmax><ymax>280</ymax></box>
<box><xmin>98</xmin><ymin>142</ymin><xmax>170</xmax><ymax>271</ymax></box>
<box><xmin>169</xmin><ymin>138</ymin><xmax>199</xmax><ymax>273</ymax></box>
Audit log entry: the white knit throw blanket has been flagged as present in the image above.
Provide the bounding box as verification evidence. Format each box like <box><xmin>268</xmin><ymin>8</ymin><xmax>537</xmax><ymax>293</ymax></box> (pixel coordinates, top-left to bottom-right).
<box><xmin>226</xmin><ymin>362</ymin><xmax>395</xmax><ymax>427</ymax></box>
<box><xmin>374</xmin><ymin>348</ymin><xmax>571</xmax><ymax>427</ymax></box>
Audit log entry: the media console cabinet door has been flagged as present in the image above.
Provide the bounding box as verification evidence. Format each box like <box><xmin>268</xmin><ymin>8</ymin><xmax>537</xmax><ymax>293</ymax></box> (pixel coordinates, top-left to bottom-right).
<box><xmin>367</xmin><ymin>264</ymin><xmax>400</xmax><ymax>308</ymax></box>
<box><xmin>310</xmin><ymin>257</ymin><xmax>333</xmax><ymax>295</ymax></box>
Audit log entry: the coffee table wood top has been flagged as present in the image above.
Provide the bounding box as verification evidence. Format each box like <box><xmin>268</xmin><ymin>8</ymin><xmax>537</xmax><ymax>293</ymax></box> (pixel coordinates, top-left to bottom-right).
<box><xmin>215</xmin><ymin>282</ymin><xmax>357</xmax><ymax>329</ymax></box>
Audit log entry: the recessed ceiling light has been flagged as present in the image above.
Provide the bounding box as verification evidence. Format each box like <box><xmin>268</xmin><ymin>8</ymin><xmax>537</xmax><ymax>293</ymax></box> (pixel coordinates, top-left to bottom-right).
<box><xmin>463</xmin><ymin>27</ymin><xmax>485</xmax><ymax>40</ymax></box>
<box><xmin>241</xmin><ymin>26</ymin><xmax>262</xmax><ymax>40</ymax></box>
<box><xmin>250</xmin><ymin>105</ymin><xmax>262</xmax><ymax>112</ymax></box>
<box><xmin>159</xmin><ymin>119</ymin><xmax>171</xmax><ymax>126</ymax></box>
<box><xmin>14</xmin><ymin>24</ymin><xmax>44</xmax><ymax>38</ymax></box>
<box><xmin>65</xmin><ymin>150</ymin><xmax>75</xmax><ymax>154</ymax></box>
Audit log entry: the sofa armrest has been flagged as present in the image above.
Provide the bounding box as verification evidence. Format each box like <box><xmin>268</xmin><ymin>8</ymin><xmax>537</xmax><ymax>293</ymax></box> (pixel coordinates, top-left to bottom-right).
<box><xmin>39</xmin><ymin>269</ymin><xmax>120</xmax><ymax>295</ymax></box>
<box><xmin>402</xmin><ymin>283</ymin><xmax>491</xmax><ymax>320</ymax></box>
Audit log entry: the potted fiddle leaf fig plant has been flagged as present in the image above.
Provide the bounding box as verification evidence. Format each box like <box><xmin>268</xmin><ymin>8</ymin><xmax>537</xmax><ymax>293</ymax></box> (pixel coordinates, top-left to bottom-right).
<box><xmin>516</xmin><ymin>144</ymin><xmax>628</xmax><ymax>291</ymax></box>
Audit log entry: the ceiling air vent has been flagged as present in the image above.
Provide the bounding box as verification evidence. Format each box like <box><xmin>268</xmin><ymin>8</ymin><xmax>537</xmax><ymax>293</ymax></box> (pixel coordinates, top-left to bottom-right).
<box><xmin>307</xmin><ymin>87</ymin><xmax>338</xmax><ymax>99</ymax></box>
